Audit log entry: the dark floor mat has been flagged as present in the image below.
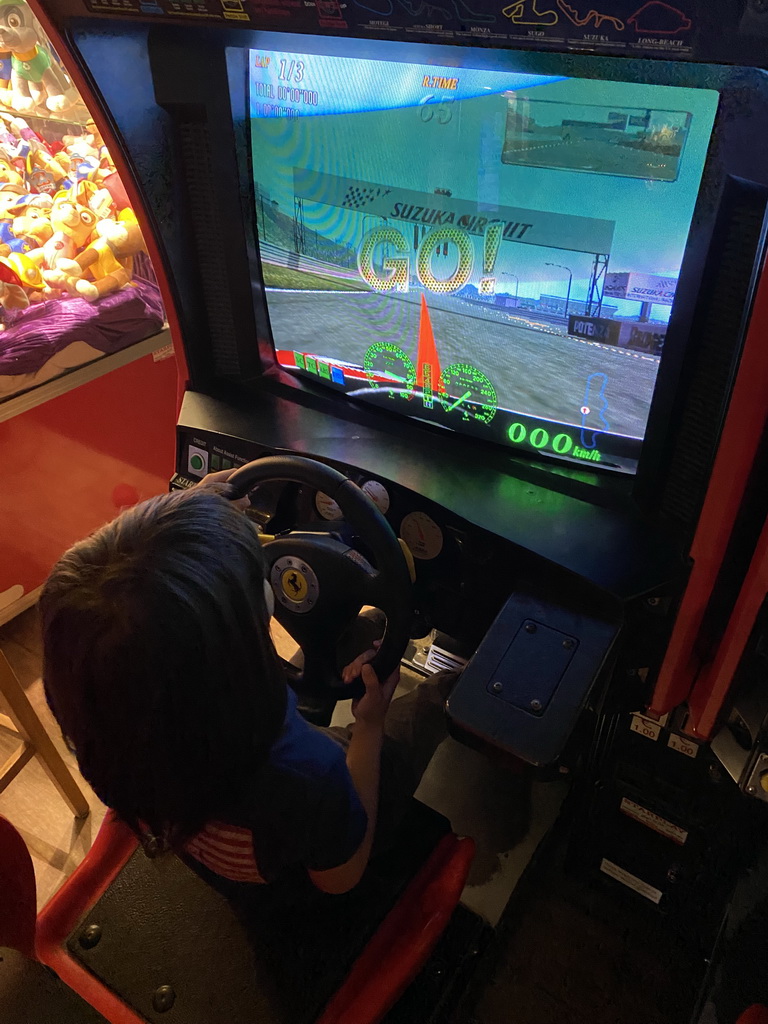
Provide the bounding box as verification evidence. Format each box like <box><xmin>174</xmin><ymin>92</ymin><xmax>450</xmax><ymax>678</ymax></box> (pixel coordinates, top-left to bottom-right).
<box><xmin>384</xmin><ymin>904</ymin><xmax>492</xmax><ymax>1024</ymax></box>
<box><xmin>0</xmin><ymin>947</ymin><xmax>109</xmax><ymax>1024</ymax></box>
<box><xmin>67</xmin><ymin>802</ymin><xmax>449</xmax><ymax>1024</ymax></box>
<box><xmin>453</xmin><ymin>838</ymin><xmax>707</xmax><ymax>1024</ymax></box>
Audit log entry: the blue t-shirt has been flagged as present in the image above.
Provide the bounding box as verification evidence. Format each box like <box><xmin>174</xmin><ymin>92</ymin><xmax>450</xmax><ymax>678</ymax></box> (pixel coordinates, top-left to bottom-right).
<box><xmin>227</xmin><ymin>688</ymin><xmax>367</xmax><ymax>882</ymax></box>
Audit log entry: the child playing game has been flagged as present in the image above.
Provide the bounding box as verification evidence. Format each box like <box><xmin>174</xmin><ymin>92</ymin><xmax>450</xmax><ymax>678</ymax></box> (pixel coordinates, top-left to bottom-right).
<box><xmin>40</xmin><ymin>470</ymin><xmax>453</xmax><ymax>895</ymax></box>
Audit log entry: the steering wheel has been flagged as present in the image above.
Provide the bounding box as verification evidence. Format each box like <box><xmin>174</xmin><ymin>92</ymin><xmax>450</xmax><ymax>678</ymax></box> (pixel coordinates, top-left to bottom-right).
<box><xmin>227</xmin><ymin>455</ymin><xmax>413</xmax><ymax>712</ymax></box>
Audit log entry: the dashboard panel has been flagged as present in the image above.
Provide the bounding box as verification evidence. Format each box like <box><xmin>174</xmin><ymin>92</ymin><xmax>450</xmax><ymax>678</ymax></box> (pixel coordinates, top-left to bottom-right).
<box><xmin>172</xmin><ymin>391</ymin><xmax>677</xmax><ymax>765</ymax></box>
<box><xmin>177</xmin><ymin>429</ymin><xmax>611</xmax><ymax>652</ymax></box>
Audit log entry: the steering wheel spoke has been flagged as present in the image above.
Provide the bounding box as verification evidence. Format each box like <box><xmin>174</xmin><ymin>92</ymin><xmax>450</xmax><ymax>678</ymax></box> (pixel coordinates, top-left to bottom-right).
<box><xmin>273</xmin><ymin>591</ymin><xmax>362</xmax><ymax>662</ymax></box>
<box><xmin>337</xmin><ymin>548</ymin><xmax>384</xmax><ymax>606</ymax></box>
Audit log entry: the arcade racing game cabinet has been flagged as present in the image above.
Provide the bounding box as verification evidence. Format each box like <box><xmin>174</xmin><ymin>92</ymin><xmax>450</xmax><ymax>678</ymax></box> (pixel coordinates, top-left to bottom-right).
<box><xmin>0</xmin><ymin>0</ymin><xmax>179</xmax><ymax>626</ymax></box>
<box><xmin>31</xmin><ymin>0</ymin><xmax>768</xmax><ymax>1020</ymax></box>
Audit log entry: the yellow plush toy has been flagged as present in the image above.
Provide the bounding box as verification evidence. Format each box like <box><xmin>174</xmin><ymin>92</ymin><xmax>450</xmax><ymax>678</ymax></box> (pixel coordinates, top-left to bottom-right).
<box><xmin>27</xmin><ymin>187</ymin><xmax>99</xmax><ymax>274</ymax></box>
<box><xmin>0</xmin><ymin>152</ymin><xmax>21</xmax><ymax>186</ymax></box>
<box><xmin>43</xmin><ymin>207</ymin><xmax>146</xmax><ymax>302</ymax></box>
<box><xmin>11</xmin><ymin>193</ymin><xmax>53</xmax><ymax>248</ymax></box>
<box><xmin>3</xmin><ymin>249</ymin><xmax>44</xmax><ymax>301</ymax></box>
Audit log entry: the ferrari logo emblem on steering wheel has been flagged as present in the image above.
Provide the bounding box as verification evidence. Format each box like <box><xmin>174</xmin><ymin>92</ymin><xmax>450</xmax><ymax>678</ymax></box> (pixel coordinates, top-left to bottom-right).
<box><xmin>281</xmin><ymin>567</ymin><xmax>308</xmax><ymax>603</ymax></box>
<box><xmin>271</xmin><ymin>556</ymin><xmax>320</xmax><ymax>614</ymax></box>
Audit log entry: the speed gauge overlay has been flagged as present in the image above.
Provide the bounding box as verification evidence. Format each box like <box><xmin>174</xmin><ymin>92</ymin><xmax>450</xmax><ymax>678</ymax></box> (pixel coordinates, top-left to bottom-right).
<box><xmin>363</xmin><ymin>342</ymin><xmax>417</xmax><ymax>398</ymax></box>
<box><xmin>439</xmin><ymin>363</ymin><xmax>497</xmax><ymax>424</ymax></box>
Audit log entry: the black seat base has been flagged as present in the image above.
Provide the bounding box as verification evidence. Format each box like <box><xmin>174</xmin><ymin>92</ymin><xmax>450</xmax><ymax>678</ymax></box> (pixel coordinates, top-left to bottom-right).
<box><xmin>67</xmin><ymin>801</ymin><xmax>450</xmax><ymax>1024</ymax></box>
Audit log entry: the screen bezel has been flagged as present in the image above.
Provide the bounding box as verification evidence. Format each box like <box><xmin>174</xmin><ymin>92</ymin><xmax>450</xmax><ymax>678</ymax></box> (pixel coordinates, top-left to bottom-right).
<box><xmin>227</xmin><ymin>34</ymin><xmax>766</xmax><ymax>501</ymax></box>
<box><xmin>88</xmin><ymin>20</ymin><xmax>766</xmax><ymax>513</ymax></box>
<box><xmin>62</xmin><ymin>19</ymin><xmax>768</xmax><ymax>527</ymax></box>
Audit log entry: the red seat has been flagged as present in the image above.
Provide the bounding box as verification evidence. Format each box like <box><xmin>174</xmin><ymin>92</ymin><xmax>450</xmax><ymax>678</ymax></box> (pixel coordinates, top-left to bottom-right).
<box><xmin>737</xmin><ymin>1008</ymin><xmax>768</xmax><ymax>1024</ymax></box>
<box><xmin>2</xmin><ymin>812</ymin><xmax>474</xmax><ymax>1024</ymax></box>
<box><xmin>0</xmin><ymin>814</ymin><xmax>36</xmax><ymax>960</ymax></box>
<box><xmin>0</xmin><ymin>815</ymin><xmax>109</xmax><ymax>1023</ymax></box>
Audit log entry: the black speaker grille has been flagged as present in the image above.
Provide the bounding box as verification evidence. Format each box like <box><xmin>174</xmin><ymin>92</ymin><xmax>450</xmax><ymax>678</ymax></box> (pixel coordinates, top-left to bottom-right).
<box><xmin>178</xmin><ymin>119</ymin><xmax>241</xmax><ymax>376</ymax></box>
<box><xmin>661</xmin><ymin>186</ymin><xmax>768</xmax><ymax>530</ymax></box>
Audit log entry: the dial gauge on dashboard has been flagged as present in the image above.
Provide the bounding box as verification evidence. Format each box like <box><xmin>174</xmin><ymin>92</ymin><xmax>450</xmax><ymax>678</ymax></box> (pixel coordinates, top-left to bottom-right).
<box><xmin>400</xmin><ymin>511</ymin><xmax>443</xmax><ymax>560</ymax></box>
<box><xmin>363</xmin><ymin>341</ymin><xmax>417</xmax><ymax>397</ymax></box>
<box><xmin>315</xmin><ymin>491</ymin><xmax>343</xmax><ymax>521</ymax></box>
<box><xmin>362</xmin><ymin>479</ymin><xmax>390</xmax><ymax>515</ymax></box>
<box><xmin>439</xmin><ymin>362</ymin><xmax>498</xmax><ymax>424</ymax></box>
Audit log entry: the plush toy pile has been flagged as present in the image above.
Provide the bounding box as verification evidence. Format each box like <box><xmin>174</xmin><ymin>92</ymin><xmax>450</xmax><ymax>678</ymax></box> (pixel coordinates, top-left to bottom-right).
<box><xmin>0</xmin><ymin>99</ymin><xmax>150</xmax><ymax>310</ymax></box>
<box><xmin>0</xmin><ymin>1</ymin><xmax>164</xmax><ymax>396</ymax></box>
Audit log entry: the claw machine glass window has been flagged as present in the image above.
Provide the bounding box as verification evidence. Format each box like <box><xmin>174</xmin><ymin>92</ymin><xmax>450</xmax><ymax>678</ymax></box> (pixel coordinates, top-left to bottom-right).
<box><xmin>0</xmin><ymin>0</ymin><xmax>165</xmax><ymax>403</ymax></box>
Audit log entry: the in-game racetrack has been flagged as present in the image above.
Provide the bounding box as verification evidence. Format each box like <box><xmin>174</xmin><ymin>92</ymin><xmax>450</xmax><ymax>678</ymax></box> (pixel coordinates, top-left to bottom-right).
<box><xmin>267</xmin><ymin>287</ymin><xmax>660</xmax><ymax>438</ymax></box>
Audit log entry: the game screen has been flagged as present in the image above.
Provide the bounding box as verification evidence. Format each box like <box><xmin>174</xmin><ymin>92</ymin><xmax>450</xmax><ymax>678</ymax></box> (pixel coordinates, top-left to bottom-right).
<box><xmin>248</xmin><ymin>49</ymin><xmax>718</xmax><ymax>473</ymax></box>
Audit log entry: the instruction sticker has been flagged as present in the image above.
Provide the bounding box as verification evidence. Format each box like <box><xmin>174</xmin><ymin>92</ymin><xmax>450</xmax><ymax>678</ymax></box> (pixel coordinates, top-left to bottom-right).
<box><xmin>152</xmin><ymin>343</ymin><xmax>175</xmax><ymax>362</ymax></box>
<box><xmin>619</xmin><ymin>798</ymin><xmax>688</xmax><ymax>845</ymax></box>
<box><xmin>600</xmin><ymin>858</ymin><xmax>662</xmax><ymax>904</ymax></box>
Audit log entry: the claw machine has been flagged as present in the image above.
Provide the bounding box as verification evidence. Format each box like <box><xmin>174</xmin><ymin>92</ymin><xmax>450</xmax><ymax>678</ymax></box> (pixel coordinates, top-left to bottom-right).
<box><xmin>0</xmin><ymin>0</ymin><xmax>181</xmax><ymax>624</ymax></box>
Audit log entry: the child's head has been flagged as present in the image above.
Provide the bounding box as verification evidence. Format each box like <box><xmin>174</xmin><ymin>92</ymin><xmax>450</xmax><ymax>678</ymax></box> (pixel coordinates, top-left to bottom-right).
<box><xmin>40</xmin><ymin>488</ymin><xmax>286</xmax><ymax>849</ymax></box>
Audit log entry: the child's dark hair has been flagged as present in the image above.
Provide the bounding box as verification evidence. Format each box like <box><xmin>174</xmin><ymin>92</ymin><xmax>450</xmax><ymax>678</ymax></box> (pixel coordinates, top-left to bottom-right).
<box><xmin>39</xmin><ymin>488</ymin><xmax>286</xmax><ymax>851</ymax></box>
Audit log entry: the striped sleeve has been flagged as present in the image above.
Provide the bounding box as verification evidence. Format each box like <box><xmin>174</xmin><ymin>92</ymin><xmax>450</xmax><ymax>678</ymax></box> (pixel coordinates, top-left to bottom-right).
<box><xmin>184</xmin><ymin>822</ymin><xmax>265</xmax><ymax>884</ymax></box>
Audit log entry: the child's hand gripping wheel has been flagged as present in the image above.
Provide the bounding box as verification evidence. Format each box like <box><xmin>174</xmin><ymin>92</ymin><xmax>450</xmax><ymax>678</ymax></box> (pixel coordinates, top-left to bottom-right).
<box><xmin>227</xmin><ymin>456</ymin><xmax>413</xmax><ymax>703</ymax></box>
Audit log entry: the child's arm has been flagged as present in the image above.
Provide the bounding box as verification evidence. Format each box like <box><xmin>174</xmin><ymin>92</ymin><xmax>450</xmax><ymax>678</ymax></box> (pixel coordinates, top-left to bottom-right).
<box><xmin>194</xmin><ymin>468</ymin><xmax>250</xmax><ymax>510</ymax></box>
<box><xmin>308</xmin><ymin>662</ymin><xmax>398</xmax><ymax>894</ymax></box>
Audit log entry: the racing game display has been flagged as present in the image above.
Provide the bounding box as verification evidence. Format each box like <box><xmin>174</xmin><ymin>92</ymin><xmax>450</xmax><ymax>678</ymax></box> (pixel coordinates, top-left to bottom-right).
<box><xmin>249</xmin><ymin>50</ymin><xmax>718</xmax><ymax>473</ymax></box>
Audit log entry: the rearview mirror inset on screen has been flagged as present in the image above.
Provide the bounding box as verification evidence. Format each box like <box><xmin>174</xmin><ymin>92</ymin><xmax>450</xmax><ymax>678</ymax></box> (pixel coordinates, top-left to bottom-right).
<box><xmin>502</xmin><ymin>98</ymin><xmax>692</xmax><ymax>182</ymax></box>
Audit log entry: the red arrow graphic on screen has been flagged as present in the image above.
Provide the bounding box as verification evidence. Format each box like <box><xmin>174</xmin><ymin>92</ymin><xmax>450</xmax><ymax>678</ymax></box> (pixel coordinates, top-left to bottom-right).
<box><xmin>416</xmin><ymin>294</ymin><xmax>446</xmax><ymax>395</ymax></box>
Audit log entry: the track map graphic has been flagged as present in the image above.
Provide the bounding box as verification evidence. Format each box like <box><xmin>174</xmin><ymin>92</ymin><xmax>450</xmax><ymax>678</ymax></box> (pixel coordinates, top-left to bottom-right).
<box><xmin>353</xmin><ymin>0</ymin><xmax>495</xmax><ymax>21</ymax></box>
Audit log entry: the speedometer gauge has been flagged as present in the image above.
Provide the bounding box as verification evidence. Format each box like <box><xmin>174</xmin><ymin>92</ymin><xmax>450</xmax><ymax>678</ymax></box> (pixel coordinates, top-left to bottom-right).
<box><xmin>400</xmin><ymin>511</ymin><xmax>443</xmax><ymax>560</ymax></box>
<box><xmin>363</xmin><ymin>342</ymin><xmax>417</xmax><ymax>398</ymax></box>
<box><xmin>362</xmin><ymin>480</ymin><xmax>390</xmax><ymax>515</ymax></box>
<box><xmin>315</xmin><ymin>491</ymin><xmax>343</xmax><ymax>520</ymax></box>
<box><xmin>439</xmin><ymin>363</ymin><xmax>497</xmax><ymax>424</ymax></box>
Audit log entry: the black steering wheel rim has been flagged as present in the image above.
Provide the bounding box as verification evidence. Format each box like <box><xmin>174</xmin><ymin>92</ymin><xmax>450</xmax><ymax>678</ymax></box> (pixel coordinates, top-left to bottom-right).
<box><xmin>226</xmin><ymin>455</ymin><xmax>413</xmax><ymax>700</ymax></box>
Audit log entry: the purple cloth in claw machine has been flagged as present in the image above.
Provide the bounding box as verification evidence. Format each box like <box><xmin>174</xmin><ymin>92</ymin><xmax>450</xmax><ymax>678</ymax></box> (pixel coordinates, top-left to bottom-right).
<box><xmin>0</xmin><ymin>276</ymin><xmax>165</xmax><ymax>376</ymax></box>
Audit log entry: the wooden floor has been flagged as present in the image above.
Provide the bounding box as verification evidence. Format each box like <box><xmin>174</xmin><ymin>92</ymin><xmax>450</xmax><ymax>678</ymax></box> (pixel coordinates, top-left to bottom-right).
<box><xmin>0</xmin><ymin>607</ymin><xmax>107</xmax><ymax>910</ymax></box>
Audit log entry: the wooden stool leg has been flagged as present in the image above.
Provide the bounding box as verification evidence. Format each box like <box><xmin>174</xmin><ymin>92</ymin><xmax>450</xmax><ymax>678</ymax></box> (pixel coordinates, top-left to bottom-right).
<box><xmin>0</xmin><ymin>651</ymin><xmax>90</xmax><ymax>819</ymax></box>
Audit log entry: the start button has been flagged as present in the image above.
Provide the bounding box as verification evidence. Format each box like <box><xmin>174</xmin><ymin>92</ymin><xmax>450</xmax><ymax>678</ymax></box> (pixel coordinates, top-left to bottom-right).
<box><xmin>187</xmin><ymin>445</ymin><xmax>209</xmax><ymax>477</ymax></box>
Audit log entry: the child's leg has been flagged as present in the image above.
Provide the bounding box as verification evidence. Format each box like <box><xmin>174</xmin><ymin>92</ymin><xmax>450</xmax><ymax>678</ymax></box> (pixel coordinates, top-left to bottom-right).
<box><xmin>374</xmin><ymin>670</ymin><xmax>457</xmax><ymax>847</ymax></box>
<box><xmin>330</xmin><ymin>608</ymin><xmax>462</xmax><ymax>844</ymax></box>
<box><xmin>322</xmin><ymin>669</ymin><xmax>458</xmax><ymax>850</ymax></box>
<box><xmin>380</xmin><ymin>670</ymin><xmax>456</xmax><ymax>793</ymax></box>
